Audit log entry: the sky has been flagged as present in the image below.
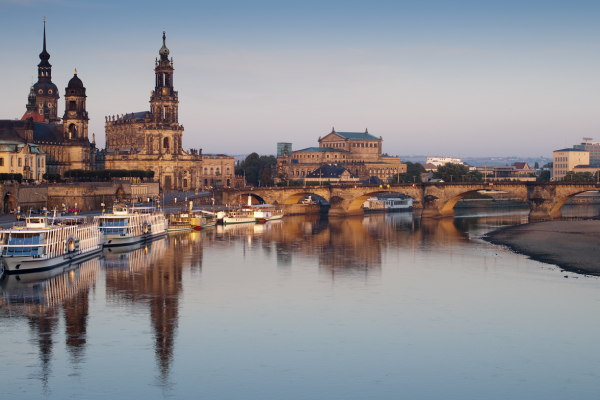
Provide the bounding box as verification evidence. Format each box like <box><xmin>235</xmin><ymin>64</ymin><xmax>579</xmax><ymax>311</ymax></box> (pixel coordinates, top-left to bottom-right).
<box><xmin>1</xmin><ymin>0</ymin><xmax>599</xmax><ymax>158</ymax></box>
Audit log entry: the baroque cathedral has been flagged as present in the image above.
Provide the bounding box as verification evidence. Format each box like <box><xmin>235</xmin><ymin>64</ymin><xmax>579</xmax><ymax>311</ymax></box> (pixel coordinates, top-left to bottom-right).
<box><xmin>104</xmin><ymin>31</ymin><xmax>238</xmax><ymax>191</ymax></box>
<box><xmin>0</xmin><ymin>19</ymin><xmax>98</xmax><ymax>176</ymax></box>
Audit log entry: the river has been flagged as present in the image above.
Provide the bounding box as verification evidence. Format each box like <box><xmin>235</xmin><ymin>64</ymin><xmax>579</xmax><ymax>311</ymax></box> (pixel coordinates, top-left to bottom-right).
<box><xmin>1</xmin><ymin>205</ymin><xmax>599</xmax><ymax>399</ymax></box>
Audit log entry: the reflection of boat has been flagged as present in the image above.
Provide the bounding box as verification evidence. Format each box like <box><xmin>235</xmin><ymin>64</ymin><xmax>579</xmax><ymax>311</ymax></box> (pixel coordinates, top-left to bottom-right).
<box><xmin>95</xmin><ymin>205</ymin><xmax>168</xmax><ymax>247</ymax></box>
<box><xmin>253</xmin><ymin>204</ymin><xmax>284</xmax><ymax>223</ymax></box>
<box><xmin>0</xmin><ymin>258</ymin><xmax>100</xmax><ymax>309</ymax></box>
<box><xmin>103</xmin><ymin>239</ymin><xmax>166</xmax><ymax>271</ymax></box>
<box><xmin>0</xmin><ymin>216</ymin><xmax>102</xmax><ymax>274</ymax></box>
<box><xmin>363</xmin><ymin>195</ymin><xmax>413</xmax><ymax>212</ymax></box>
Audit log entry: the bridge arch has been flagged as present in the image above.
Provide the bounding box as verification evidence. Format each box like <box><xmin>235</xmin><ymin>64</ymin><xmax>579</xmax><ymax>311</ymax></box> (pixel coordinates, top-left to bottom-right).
<box><xmin>232</xmin><ymin>193</ymin><xmax>267</xmax><ymax>205</ymax></box>
<box><xmin>549</xmin><ymin>189</ymin><xmax>597</xmax><ymax>217</ymax></box>
<box><xmin>347</xmin><ymin>190</ymin><xmax>421</xmax><ymax>212</ymax></box>
<box><xmin>282</xmin><ymin>191</ymin><xmax>328</xmax><ymax>205</ymax></box>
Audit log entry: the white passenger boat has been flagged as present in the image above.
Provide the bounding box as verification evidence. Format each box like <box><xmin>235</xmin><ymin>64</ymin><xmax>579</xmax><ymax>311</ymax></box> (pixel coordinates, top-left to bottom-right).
<box><xmin>94</xmin><ymin>205</ymin><xmax>168</xmax><ymax>247</ymax></box>
<box><xmin>253</xmin><ymin>204</ymin><xmax>284</xmax><ymax>223</ymax></box>
<box><xmin>222</xmin><ymin>207</ymin><xmax>256</xmax><ymax>225</ymax></box>
<box><xmin>363</xmin><ymin>195</ymin><xmax>413</xmax><ymax>212</ymax></box>
<box><xmin>0</xmin><ymin>216</ymin><xmax>102</xmax><ymax>274</ymax></box>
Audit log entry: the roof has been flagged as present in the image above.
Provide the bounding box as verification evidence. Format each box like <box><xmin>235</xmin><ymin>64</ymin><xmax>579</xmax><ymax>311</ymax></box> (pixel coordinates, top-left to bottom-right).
<box><xmin>513</xmin><ymin>162</ymin><xmax>530</xmax><ymax>170</ymax></box>
<box><xmin>326</xmin><ymin>131</ymin><xmax>380</xmax><ymax>141</ymax></box>
<box><xmin>33</xmin><ymin>122</ymin><xmax>64</xmax><ymax>142</ymax></box>
<box><xmin>295</xmin><ymin>147</ymin><xmax>348</xmax><ymax>153</ymax></box>
<box><xmin>573</xmin><ymin>165</ymin><xmax>600</xmax><ymax>169</ymax></box>
<box><xmin>67</xmin><ymin>73</ymin><xmax>84</xmax><ymax>89</ymax></box>
<box><xmin>306</xmin><ymin>164</ymin><xmax>357</xmax><ymax>179</ymax></box>
<box><xmin>422</xmin><ymin>163</ymin><xmax>438</xmax><ymax>170</ymax></box>
<box><xmin>0</xmin><ymin>120</ymin><xmax>25</xmax><ymax>140</ymax></box>
<box><xmin>21</xmin><ymin>110</ymin><xmax>45</xmax><ymax>122</ymax></box>
<box><xmin>123</xmin><ymin>111</ymin><xmax>150</xmax><ymax>120</ymax></box>
<box><xmin>0</xmin><ymin>140</ymin><xmax>44</xmax><ymax>154</ymax></box>
<box><xmin>360</xmin><ymin>176</ymin><xmax>385</xmax><ymax>185</ymax></box>
<box><xmin>554</xmin><ymin>148</ymin><xmax>589</xmax><ymax>152</ymax></box>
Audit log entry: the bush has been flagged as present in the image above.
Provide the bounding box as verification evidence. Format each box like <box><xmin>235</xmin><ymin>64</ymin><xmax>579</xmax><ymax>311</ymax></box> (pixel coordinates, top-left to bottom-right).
<box><xmin>64</xmin><ymin>169</ymin><xmax>155</xmax><ymax>181</ymax></box>
<box><xmin>0</xmin><ymin>173</ymin><xmax>23</xmax><ymax>182</ymax></box>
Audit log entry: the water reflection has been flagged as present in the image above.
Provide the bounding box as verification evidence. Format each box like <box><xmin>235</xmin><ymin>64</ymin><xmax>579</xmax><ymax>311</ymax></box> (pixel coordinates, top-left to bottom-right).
<box><xmin>0</xmin><ymin>258</ymin><xmax>100</xmax><ymax>393</ymax></box>
<box><xmin>1</xmin><ymin>205</ymin><xmax>599</xmax><ymax>399</ymax></box>
<box><xmin>103</xmin><ymin>236</ymin><xmax>190</xmax><ymax>387</ymax></box>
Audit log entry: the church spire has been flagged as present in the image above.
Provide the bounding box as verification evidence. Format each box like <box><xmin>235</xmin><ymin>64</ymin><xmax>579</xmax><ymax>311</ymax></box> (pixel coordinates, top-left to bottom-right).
<box><xmin>39</xmin><ymin>17</ymin><xmax>50</xmax><ymax>65</ymax></box>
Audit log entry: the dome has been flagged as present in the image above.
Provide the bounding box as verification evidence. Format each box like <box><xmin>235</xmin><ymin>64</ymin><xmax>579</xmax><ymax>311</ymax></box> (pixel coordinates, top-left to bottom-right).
<box><xmin>33</xmin><ymin>81</ymin><xmax>60</xmax><ymax>98</ymax></box>
<box><xmin>67</xmin><ymin>71</ymin><xmax>84</xmax><ymax>89</ymax></box>
<box><xmin>159</xmin><ymin>30</ymin><xmax>170</xmax><ymax>60</ymax></box>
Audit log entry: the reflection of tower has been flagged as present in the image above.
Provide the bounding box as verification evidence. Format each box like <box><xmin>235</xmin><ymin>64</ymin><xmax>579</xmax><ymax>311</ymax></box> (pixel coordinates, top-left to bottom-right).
<box><xmin>103</xmin><ymin>238</ymin><xmax>183</xmax><ymax>384</ymax></box>
<box><xmin>63</xmin><ymin>288</ymin><xmax>90</xmax><ymax>364</ymax></box>
<box><xmin>27</xmin><ymin>310</ymin><xmax>59</xmax><ymax>393</ymax></box>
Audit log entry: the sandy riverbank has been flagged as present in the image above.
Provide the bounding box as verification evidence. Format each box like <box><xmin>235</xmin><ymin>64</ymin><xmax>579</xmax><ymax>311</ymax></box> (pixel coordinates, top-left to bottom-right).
<box><xmin>485</xmin><ymin>220</ymin><xmax>600</xmax><ymax>275</ymax></box>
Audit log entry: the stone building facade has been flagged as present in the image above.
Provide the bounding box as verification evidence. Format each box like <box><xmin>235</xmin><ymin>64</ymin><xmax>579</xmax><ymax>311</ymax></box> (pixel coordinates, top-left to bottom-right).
<box><xmin>104</xmin><ymin>31</ymin><xmax>238</xmax><ymax>191</ymax></box>
<box><xmin>277</xmin><ymin>129</ymin><xmax>406</xmax><ymax>183</ymax></box>
<box><xmin>0</xmin><ymin>21</ymin><xmax>97</xmax><ymax>177</ymax></box>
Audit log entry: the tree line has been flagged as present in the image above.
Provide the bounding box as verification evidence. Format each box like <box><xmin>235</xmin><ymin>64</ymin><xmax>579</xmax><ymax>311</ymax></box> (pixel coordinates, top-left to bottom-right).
<box><xmin>64</xmin><ymin>169</ymin><xmax>155</xmax><ymax>181</ymax></box>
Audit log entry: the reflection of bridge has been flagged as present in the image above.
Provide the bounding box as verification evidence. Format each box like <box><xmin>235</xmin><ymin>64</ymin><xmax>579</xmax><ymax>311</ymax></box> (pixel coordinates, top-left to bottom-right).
<box><xmin>216</xmin><ymin>182</ymin><xmax>600</xmax><ymax>220</ymax></box>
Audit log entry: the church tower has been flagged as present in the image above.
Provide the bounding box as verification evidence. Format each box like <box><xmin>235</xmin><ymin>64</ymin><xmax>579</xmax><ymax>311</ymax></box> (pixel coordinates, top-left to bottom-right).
<box><xmin>33</xmin><ymin>18</ymin><xmax>60</xmax><ymax>123</ymax></box>
<box><xmin>149</xmin><ymin>30</ymin><xmax>182</xmax><ymax>154</ymax></box>
<box><xmin>62</xmin><ymin>70</ymin><xmax>89</xmax><ymax>141</ymax></box>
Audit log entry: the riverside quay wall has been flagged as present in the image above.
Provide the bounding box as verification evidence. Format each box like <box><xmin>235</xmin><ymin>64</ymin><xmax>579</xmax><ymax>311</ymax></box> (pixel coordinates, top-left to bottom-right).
<box><xmin>1</xmin><ymin>182</ymin><xmax>160</xmax><ymax>213</ymax></box>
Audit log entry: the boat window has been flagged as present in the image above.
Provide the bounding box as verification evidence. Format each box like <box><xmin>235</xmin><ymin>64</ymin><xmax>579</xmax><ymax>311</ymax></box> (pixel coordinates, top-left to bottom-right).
<box><xmin>98</xmin><ymin>218</ymin><xmax>128</xmax><ymax>234</ymax></box>
<box><xmin>3</xmin><ymin>233</ymin><xmax>45</xmax><ymax>256</ymax></box>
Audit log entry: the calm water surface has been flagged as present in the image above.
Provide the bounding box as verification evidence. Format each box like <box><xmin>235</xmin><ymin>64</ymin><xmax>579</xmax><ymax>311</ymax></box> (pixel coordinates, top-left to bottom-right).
<box><xmin>1</xmin><ymin>205</ymin><xmax>599</xmax><ymax>399</ymax></box>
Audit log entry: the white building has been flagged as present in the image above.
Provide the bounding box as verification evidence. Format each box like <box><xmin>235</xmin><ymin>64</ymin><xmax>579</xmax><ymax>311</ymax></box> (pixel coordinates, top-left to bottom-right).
<box><xmin>426</xmin><ymin>156</ymin><xmax>462</xmax><ymax>167</ymax></box>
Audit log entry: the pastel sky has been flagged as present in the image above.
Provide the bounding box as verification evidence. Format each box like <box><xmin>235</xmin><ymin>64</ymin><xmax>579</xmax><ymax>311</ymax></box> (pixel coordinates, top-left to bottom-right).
<box><xmin>2</xmin><ymin>0</ymin><xmax>599</xmax><ymax>157</ymax></box>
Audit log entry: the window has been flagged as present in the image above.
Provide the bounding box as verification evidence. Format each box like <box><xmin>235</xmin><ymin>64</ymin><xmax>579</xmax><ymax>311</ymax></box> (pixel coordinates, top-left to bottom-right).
<box><xmin>210</xmin><ymin>167</ymin><xmax>214</xmax><ymax>175</ymax></box>
<box><xmin>18</xmin><ymin>158</ymin><xmax>22</xmax><ymax>167</ymax></box>
<box><xmin>163</xmin><ymin>137</ymin><xmax>169</xmax><ymax>150</ymax></box>
<box><xmin>10</xmin><ymin>157</ymin><xmax>13</xmax><ymax>167</ymax></box>
<box><xmin>70</xmin><ymin>101</ymin><xmax>76</xmax><ymax>111</ymax></box>
<box><xmin>204</xmin><ymin>167</ymin><xmax>208</xmax><ymax>175</ymax></box>
<box><xmin>226</xmin><ymin>167</ymin><xmax>230</xmax><ymax>175</ymax></box>
<box><xmin>0</xmin><ymin>158</ymin><xmax>3</xmax><ymax>166</ymax></box>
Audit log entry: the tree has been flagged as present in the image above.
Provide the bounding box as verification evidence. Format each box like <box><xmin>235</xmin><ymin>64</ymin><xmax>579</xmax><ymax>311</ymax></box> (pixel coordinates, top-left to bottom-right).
<box><xmin>391</xmin><ymin>162</ymin><xmax>426</xmax><ymax>183</ymax></box>
<box><xmin>433</xmin><ymin>163</ymin><xmax>482</xmax><ymax>182</ymax></box>
<box><xmin>563</xmin><ymin>171</ymin><xmax>596</xmax><ymax>182</ymax></box>
<box><xmin>534</xmin><ymin>162</ymin><xmax>539</xmax><ymax>169</ymax></box>
<box><xmin>236</xmin><ymin>153</ymin><xmax>278</xmax><ymax>186</ymax></box>
<box><xmin>537</xmin><ymin>170</ymin><xmax>551</xmax><ymax>181</ymax></box>
<box><xmin>260</xmin><ymin>168</ymin><xmax>274</xmax><ymax>186</ymax></box>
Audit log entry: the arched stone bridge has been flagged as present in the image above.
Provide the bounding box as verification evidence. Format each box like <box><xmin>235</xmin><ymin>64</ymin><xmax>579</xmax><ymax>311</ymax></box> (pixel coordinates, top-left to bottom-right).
<box><xmin>214</xmin><ymin>182</ymin><xmax>600</xmax><ymax>220</ymax></box>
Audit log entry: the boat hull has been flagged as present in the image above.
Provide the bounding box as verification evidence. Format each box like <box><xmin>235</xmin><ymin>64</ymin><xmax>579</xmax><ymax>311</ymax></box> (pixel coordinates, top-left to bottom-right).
<box><xmin>2</xmin><ymin>247</ymin><xmax>102</xmax><ymax>274</ymax></box>
<box><xmin>222</xmin><ymin>217</ymin><xmax>255</xmax><ymax>225</ymax></box>
<box><xmin>103</xmin><ymin>230</ymin><xmax>167</xmax><ymax>247</ymax></box>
